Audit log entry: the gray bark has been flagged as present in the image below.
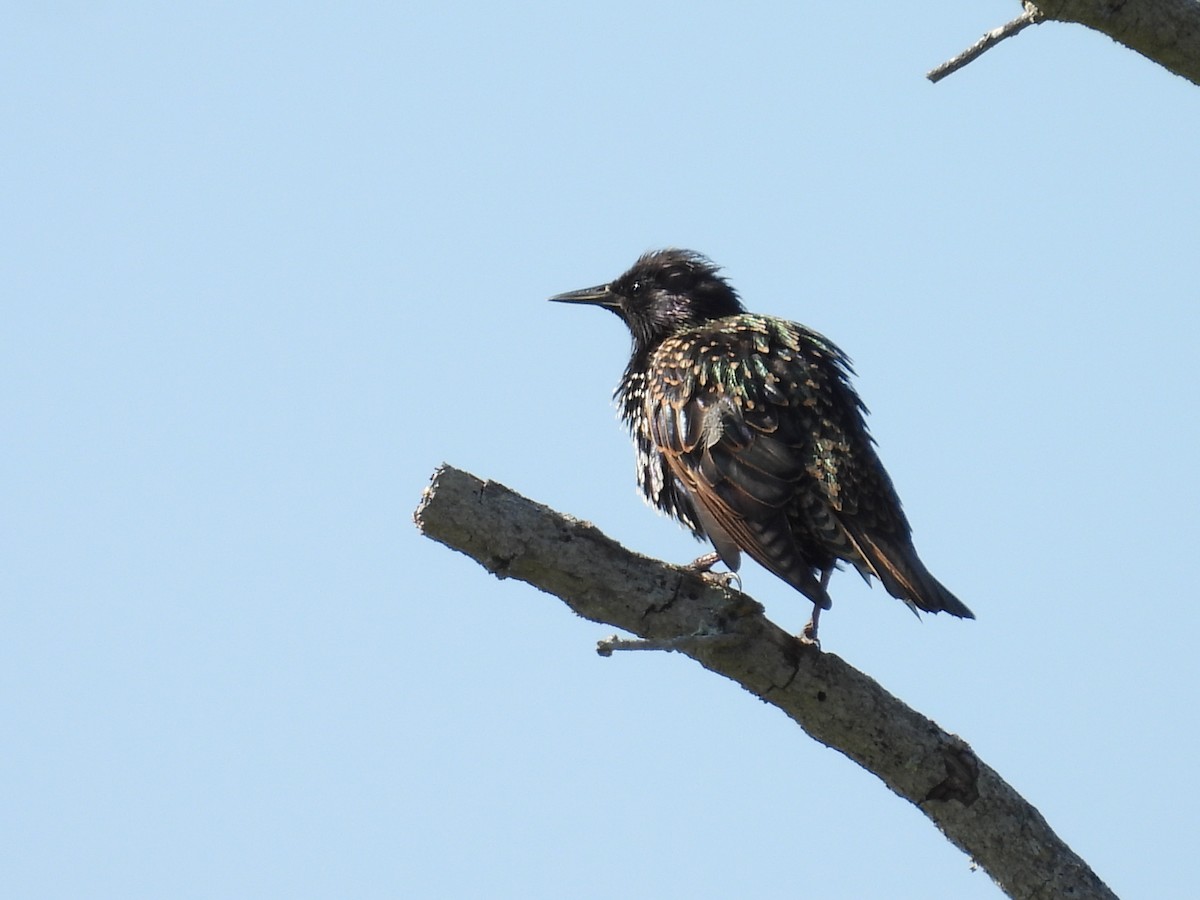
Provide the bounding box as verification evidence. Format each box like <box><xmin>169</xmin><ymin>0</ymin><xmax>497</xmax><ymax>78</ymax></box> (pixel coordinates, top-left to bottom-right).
<box><xmin>936</xmin><ymin>1</ymin><xmax>1200</xmax><ymax>85</ymax></box>
<box><xmin>413</xmin><ymin>464</ymin><xmax>1118</xmax><ymax>900</ymax></box>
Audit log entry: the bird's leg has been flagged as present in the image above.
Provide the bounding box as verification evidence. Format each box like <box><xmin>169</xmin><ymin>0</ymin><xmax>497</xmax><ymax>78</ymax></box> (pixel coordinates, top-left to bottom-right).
<box><xmin>801</xmin><ymin>569</ymin><xmax>834</xmax><ymax>645</ymax></box>
<box><xmin>687</xmin><ymin>552</ymin><xmax>741</xmax><ymax>590</ymax></box>
<box><xmin>802</xmin><ymin>606</ymin><xmax>822</xmax><ymax>643</ymax></box>
<box><xmin>688</xmin><ymin>551</ymin><xmax>723</xmax><ymax>572</ymax></box>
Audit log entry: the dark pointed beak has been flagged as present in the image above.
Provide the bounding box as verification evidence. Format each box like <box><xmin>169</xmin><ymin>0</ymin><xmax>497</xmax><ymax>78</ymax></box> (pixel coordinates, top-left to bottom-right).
<box><xmin>548</xmin><ymin>282</ymin><xmax>620</xmax><ymax>309</ymax></box>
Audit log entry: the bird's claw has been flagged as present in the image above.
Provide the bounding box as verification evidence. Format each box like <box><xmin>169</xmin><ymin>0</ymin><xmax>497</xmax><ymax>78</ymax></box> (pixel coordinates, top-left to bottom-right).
<box><xmin>799</xmin><ymin>626</ymin><xmax>821</xmax><ymax>650</ymax></box>
<box><xmin>687</xmin><ymin>552</ymin><xmax>723</xmax><ymax>573</ymax></box>
<box><xmin>799</xmin><ymin>607</ymin><xmax>822</xmax><ymax>649</ymax></box>
<box><xmin>687</xmin><ymin>553</ymin><xmax>740</xmax><ymax>590</ymax></box>
<box><xmin>703</xmin><ymin>570</ymin><xmax>742</xmax><ymax>591</ymax></box>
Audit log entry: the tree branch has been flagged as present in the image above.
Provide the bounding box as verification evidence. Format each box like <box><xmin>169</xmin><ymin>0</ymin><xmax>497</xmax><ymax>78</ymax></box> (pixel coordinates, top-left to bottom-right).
<box><xmin>930</xmin><ymin>0</ymin><xmax>1200</xmax><ymax>86</ymax></box>
<box><xmin>414</xmin><ymin>464</ymin><xmax>1116</xmax><ymax>900</ymax></box>
<box><xmin>928</xmin><ymin>7</ymin><xmax>1043</xmax><ymax>83</ymax></box>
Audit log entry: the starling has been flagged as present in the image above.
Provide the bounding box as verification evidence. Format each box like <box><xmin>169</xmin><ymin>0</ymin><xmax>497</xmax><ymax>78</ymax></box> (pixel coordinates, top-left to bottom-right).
<box><xmin>550</xmin><ymin>249</ymin><xmax>973</xmax><ymax>638</ymax></box>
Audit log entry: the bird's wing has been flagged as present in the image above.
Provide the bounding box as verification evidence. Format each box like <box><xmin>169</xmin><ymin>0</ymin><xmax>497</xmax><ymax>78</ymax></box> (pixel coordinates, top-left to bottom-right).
<box><xmin>753</xmin><ymin>326</ymin><xmax>973</xmax><ymax>619</ymax></box>
<box><xmin>647</xmin><ymin>319</ymin><xmax>972</xmax><ymax>618</ymax></box>
<box><xmin>645</xmin><ymin>335</ymin><xmax>836</xmax><ymax>608</ymax></box>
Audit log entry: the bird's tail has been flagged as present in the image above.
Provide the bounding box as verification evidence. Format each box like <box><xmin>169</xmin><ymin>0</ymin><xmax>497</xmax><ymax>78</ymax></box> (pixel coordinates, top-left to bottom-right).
<box><xmin>855</xmin><ymin>534</ymin><xmax>974</xmax><ymax>619</ymax></box>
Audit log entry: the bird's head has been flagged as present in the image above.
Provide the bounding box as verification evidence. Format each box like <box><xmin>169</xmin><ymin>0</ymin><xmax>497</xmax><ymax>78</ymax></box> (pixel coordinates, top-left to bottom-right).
<box><xmin>550</xmin><ymin>249</ymin><xmax>745</xmax><ymax>353</ymax></box>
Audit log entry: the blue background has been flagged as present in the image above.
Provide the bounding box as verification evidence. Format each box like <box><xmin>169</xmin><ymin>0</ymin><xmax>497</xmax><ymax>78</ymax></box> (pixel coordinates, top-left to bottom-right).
<box><xmin>5</xmin><ymin>4</ymin><xmax>1198</xmax><ymax>897</ymax></box>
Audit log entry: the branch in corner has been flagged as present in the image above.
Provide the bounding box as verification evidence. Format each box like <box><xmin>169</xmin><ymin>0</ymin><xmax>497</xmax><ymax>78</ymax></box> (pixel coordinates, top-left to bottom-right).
<box><xmin>928</xmin><ymin>5</ymin><xmax>1044</xmax><ymax>83</ymax></box>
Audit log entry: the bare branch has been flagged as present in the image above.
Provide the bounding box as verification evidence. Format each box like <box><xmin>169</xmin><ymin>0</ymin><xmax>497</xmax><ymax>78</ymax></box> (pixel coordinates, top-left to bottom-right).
<box><xmin>928</xmin><ymin>7</ymin><xmax>1044</xmax><ymax>83</ymax></box>
<box><xmin>931</xmin><ymin>1</ymin><xmax>1200</xmax><ymax>86</ymax></box>
<box><xmin>414</xmin><ymin>464</ymin><xmax>1117</xmax><ymax>900</ymax></box>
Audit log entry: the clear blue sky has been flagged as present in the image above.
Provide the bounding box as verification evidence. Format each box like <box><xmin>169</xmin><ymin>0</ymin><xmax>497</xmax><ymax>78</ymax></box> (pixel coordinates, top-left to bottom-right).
<box><xmin>5</xmin><ymin>4</ymin><xmax>1198</xmax><ymax>898</ymax></box>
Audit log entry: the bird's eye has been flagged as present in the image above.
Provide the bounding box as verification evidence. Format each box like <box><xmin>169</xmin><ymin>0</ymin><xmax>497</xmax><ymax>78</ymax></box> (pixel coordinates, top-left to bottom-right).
<box><xmin>629</xmin><ymin>280</ymin><xmax>643</xmax><ymax>296</ymax></box>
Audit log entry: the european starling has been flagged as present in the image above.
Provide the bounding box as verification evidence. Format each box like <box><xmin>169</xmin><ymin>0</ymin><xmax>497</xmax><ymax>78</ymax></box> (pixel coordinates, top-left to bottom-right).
<box><xmin>550</xmin><ymin>249</ymin><xmax>973</xmax><ymax>638</ymax></box>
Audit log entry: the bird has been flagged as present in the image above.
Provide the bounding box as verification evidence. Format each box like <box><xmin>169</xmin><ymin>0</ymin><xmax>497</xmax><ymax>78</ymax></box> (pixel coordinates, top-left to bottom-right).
<box><xmin>549</xmin><ymin>248</ymin><xmax>973</xmax><ymax>639</ymax></box>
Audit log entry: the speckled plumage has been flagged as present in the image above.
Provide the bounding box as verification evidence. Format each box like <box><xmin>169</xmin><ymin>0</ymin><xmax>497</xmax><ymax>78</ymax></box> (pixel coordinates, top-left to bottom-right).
<box><xmin>551</xmin><ymin>249</ymin><xmax>973</xmax><ymax>630</ymax></box>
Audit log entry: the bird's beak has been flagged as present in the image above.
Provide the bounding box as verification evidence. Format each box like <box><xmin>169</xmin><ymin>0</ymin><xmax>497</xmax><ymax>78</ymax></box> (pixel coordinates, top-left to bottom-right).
<box><xmin>548</xmin><ymin>283</ymin><xmax>620</xmax><ymax>309</ymax></box>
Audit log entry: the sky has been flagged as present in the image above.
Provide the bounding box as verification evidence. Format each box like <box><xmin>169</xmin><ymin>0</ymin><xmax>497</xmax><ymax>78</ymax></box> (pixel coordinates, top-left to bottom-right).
<box><xmin>4</xmin><ymin>3</ymin><xmax>1199</xmax><ymax>898</ymax></box>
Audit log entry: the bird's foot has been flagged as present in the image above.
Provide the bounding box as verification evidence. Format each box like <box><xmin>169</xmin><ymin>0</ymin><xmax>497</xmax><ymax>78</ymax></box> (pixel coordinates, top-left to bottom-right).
<box><xmin>688</xmin><ymin>552</ymin><xmax>723</xmax><ymax>572</ymax></box>
<box><xmin>799</xmin><ymin>607</ymin><xmax>822</xmax><ymax>649</ymax></box>
<box><xmin>705</xmin><ymin>570</ymin><xmax>742</xmax><ymax>590</ymax></box>
<box><xmin>687</xmin><ymin>553</ymin><xmax>741</xmax><ymax>590</ymax></box>
<box><xmin>799</xmin><ymin>625</ymin><xmax>821</xmax><ymax>649</ymax></box>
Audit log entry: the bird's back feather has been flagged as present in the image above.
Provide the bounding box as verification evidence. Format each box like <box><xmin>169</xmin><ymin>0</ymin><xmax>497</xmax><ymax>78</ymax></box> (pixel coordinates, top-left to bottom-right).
<box><xmin>622</xmin><ymin>313</ymin><xmax>972</xmax><ymax>619</ymax></box>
